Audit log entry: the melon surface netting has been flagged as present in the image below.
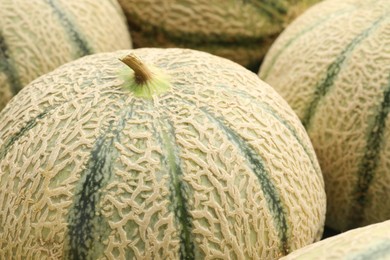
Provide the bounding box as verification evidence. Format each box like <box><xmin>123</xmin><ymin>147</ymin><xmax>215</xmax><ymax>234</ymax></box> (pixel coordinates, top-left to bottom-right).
<box><xmin>281</xmin><ymin>220</ymin><xmax>390</xmax><ymax>260</ymax></box>
<box><xmin>0</xmin><ymin>48</ymin><xmax>325</xmax><ymax>259</ymax></box>
<box><xmin>0</xmin><ymin>0</ymin><xmax>132</xmax><ymax>111</ymax></box>
<box><xmin>259</xmin><ymin>0</ymin><xmax>390</xmax><ymax>231</ymax></box>
<box><xmin>117</xmin><ymin>0</ymin><xmax>321</xmax><ymax>71</ymax></box>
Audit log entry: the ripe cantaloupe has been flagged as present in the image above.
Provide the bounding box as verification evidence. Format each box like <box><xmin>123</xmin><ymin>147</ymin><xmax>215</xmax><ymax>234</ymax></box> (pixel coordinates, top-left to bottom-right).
<box><xmin>0</xmin><ymin>48</ymin><xmax>326</xmax><ymax>259</ymax></box>
<box><xmin>116</xmin><ymin>0</ymin><xmax>321</xmax><ymax>71</ymax></box>
<box><xmin>259</xmin><ymin>0</ymin><xmax>390</xmax><ymax>231</ymax></box>
<box><xmin>0</xmin><ymin>0</ymin><xmax>132</xmax><ymax>111</ymax></box>
<box><xmin>281</xmin><ymin>220</ymin><xmax>390</xmax><ymax>259</ymax></box>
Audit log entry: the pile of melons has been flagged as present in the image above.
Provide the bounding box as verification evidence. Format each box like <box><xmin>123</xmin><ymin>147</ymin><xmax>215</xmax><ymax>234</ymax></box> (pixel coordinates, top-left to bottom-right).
<box><xmin>0</xmin><ymin>0</ymin><xmax>389</xmax><ymax>259</ymax></box>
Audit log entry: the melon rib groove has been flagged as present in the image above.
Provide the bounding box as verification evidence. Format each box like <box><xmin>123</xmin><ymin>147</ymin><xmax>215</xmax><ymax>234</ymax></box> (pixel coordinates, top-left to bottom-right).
<box><xmin>173</xmin><ymin>87</ymin><xmax>321</xmax><ymax>179</ymax></box>
<box><xmin>44</xmin><ymin>0</ymin><xmax>93</xmax><ymax>56</ymax></box>
<box><xmin>0</xmin><ymin>91</ymin><xmax>111</xmax><ymax>161</ymax></box>
<box><xmin>164</xmin><ymin>96</ymin><xmax>291</xmax><ymax>255</ymax></box>
<box><xmin>199</xmin><ymin>106</ymin><xmax>290</xmax><ymax>254</ymax></box>
<box><xmin>350</xmin><ymin>76</ymin><xmax>390</xmax><ymax>228</ymax></box>
<box><xmin>302</xmin><ymin>14</ymin><xmax>388</xmax><ymax>128</ymax></box>
<box><xmin>0</xmin><ymin>109</ymin><xmax>51</xmax><ymax>160</ymax></box>
<box><xmin>66</xmin><ymin>108</ymin><xmax>129</xmax><ymax>259</ymax></box>
<box><xmin>159</xmin><ymin>118</ymin><xmax>195</xmax><ymax>259</ymax></box>
<box><xmin>260</xmin><ymin>6</ymin><xmax>358</xmax><ymax>80</ymax></box>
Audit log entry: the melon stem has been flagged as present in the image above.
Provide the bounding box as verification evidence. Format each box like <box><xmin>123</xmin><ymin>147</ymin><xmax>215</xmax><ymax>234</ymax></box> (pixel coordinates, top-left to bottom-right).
<box><xmin>120</xmin><ymin>53</ymin><xmax>152</xmax><ymax>85</ymax></box>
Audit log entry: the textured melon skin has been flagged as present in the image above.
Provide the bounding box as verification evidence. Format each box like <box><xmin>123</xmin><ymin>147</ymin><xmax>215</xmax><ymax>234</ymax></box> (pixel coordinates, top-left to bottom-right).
<box><xmin>259</xmin><ymin>0</ymin><xmax>390</xmax><ymax>232</ymax></box>
<box><xmin>0</xmin><ymin>48</ymin><xmax>325</xmax><ymax>259</ymax></box>
<box><xmin>0</xmin><ymin>0</ymin><xmax>132</xmax><ymax>111</ymax></box>
<box><xmin>282</xmin><ymin>220</ymin><xmax>390</xmax><ymax>259</ymax></box>
<box><xmin>117</xmin><ymin>0</ymin><xmax>320</xmax><ymax>71</ymax></box>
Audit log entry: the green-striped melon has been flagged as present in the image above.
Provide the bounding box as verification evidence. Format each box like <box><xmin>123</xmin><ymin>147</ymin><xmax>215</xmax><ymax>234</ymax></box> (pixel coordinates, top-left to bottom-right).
<box><xmin>116</xmin><ymin>0</ymin><xmax>321</xmax><ymax>71</ymax></box>
<box><xmin>0</xmin><ymin>48</ymin><xmax>326</xmax><ymax>259</ymax></box>
<box><xmin>0</xmin><ymin>0</ymin><xmax>132</xmax><ymax>111</ymax></box>
<box><xmin>259</xmin><ymin>0</ymin><xmax>390</xmax><ymax>232</ymax></box>
<box><xmin>281</xmin><ymin>220</ymin><xmax>390</xmax><ymax>259</ymax></box>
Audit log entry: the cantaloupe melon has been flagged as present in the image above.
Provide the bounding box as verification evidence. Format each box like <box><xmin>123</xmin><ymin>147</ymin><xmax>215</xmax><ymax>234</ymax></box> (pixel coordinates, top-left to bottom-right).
<box><xmin>281</xmin><ymin>220</ymin><xmax>390</xmax><ymax>259</ymax></box>
<box><xmin>0</xmin><ymin>0</ymin><xmax>132</xmax><ymax>111</ymax></box>
<box><xmin>0</xmin><ymin>48</ymin><xmax>326</xmax><ymax>259</ymax></box>
<box><xmin>116</xmin><ymin>0</ymin><xmax>321</xmax><ymax>71</ymax></box>
<box><xmin>259</xmin><ymin>0</ymin><xmax>390</xmax><ymax>231</ymax></box>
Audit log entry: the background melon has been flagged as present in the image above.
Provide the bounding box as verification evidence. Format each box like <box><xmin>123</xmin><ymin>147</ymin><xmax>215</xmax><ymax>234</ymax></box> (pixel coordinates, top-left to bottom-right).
<box><xmin>116</xmin><ymin>0</ymin><xmax>321</xmax><ymax>71</ymax></box>
<box><xmin>259</xmin><ymin>0</ymin><xmax>390</xmax><ymax>232</ymax></box>
<box><xmin>281</xmin><ymin>220</ymin><xmax>390</xmax><ymax>259</ymax></box>
<box><xmin>0</xmin><ymin>0</ymin><xmax>132</xmax><ymax>111</ymax></box>
<box><xmin>0</xmin><ymin>48</ymin><xmax>326</xmax><ymax>259</ymax></box>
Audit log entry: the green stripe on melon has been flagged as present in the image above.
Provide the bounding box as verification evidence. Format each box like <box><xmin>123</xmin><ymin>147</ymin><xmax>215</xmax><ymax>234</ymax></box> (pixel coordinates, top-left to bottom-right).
<box><xmin>159</xmin><ymin>118</ymin><xmax>195</xmax><ymax>259</ymax></box>
<box><xmin>174</xmin><ymin>85</ymin><xmax>322</xmax><ymax>179</ymax></box>
<box><xmin>0</xmin><ymin>48</ymin><xmax>325</xmax><ymax>259</ymax></box>
<box><xmin>260</xmin><ymin>4</ymin><xmax>359</xmax><ymax>80</ymax></box>
<box><xmin>351</xmin><ymin>76</ymin><xmax>390</xmax><ymax>227</ymax></box>
<box><xmin>0</xmin><ymin>0</ymin><xmax>132</xmax><ymax>112</ymax></box>
<box><xmin>301</xmin><ymin>13</ymin><xmax>387</xmax><ymax>128</ymax></box>
<box><xmin>0</xmin><ymin>109</ymin><xmax>50</xmax><ymax>160</ymax></box>
<box><xmin>200</xmin><ymin>106</ymin><xmax>289</xmax><ymax>254</ymax></box>
<box><xmin>259</xmin><ymin>0</ymin><xmax>390</xmax><ymax>231</ymax></box>
<box><xmin>44</xmin><ymin>0</ymin><xmax>93</xmax><ymax>56</ymax></box>
<box><xmin>65</xmin><ymin>108</ymin><xmax>130</xmax><ymax>259</ymax></box>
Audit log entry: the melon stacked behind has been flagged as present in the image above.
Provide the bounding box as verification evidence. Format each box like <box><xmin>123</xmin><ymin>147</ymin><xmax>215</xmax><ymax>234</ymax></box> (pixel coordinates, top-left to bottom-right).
<box><xmin>282</xmin><ymin>220</ymin><xmax>390</xmax><ymax>259</ymax></box>
<box><xmin>116</xmin><ymin>0</ymin><xmax>321</xmax><ymax>71</ymax></box>
<box><xmin>0</xmin><ymin>0</ymin><xmax>132</xmax><ymax>111</ymax></box>
<box><xmin>259</xmin><ymin>0</ymin><xmax>390</xmax><ymax>232</ymax></box>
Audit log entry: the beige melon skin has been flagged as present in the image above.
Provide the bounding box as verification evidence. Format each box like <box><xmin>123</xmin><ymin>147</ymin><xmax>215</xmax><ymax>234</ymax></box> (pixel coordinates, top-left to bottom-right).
<box><xmin>281</xmin><ymin>220</ymin><xmax>390</xmax><ymax>259</ymax></box>
<box><xmin>117</xmin><ymin>0</ymin><xmax>320</xmax><ymax>71</ymax></box>
<box><xmin>0</xmin><ymin>0</ymin><xmax>132</xmax><ymax>112</ymax></box>
<box><xmin>259</xmin><ymin>0</ymin><xmax>390</xmax><ymax>231</ymax></box>
<box><xmin>0</xmin><ymin>48</ymin><xmax>325</xmax><ymax>259</ymax></box>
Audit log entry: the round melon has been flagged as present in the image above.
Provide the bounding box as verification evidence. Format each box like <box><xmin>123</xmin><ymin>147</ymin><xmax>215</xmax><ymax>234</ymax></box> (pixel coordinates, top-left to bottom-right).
<box><xmin>0</xmin><ymin>0</ymin><xmax>132</xmax><ymax>111</ymax></box>
<box><xmin>0</xmin><ymin>48</ymin><xmax>325</xmax><ymax>259</ymax></box>
<box><xmin>259</xmin><ymin>0</ymin><xmax>390</xmax><ymax>232</ymax></box>
<box><xmin>116</xmin><ymin>0</ymin><xmax>320</xmax><ymax>71</ymax></box>
<box><xmin>281</xmin><ymin>220</ymin><xmax>390</xmax><ymax>259</ymax></box>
